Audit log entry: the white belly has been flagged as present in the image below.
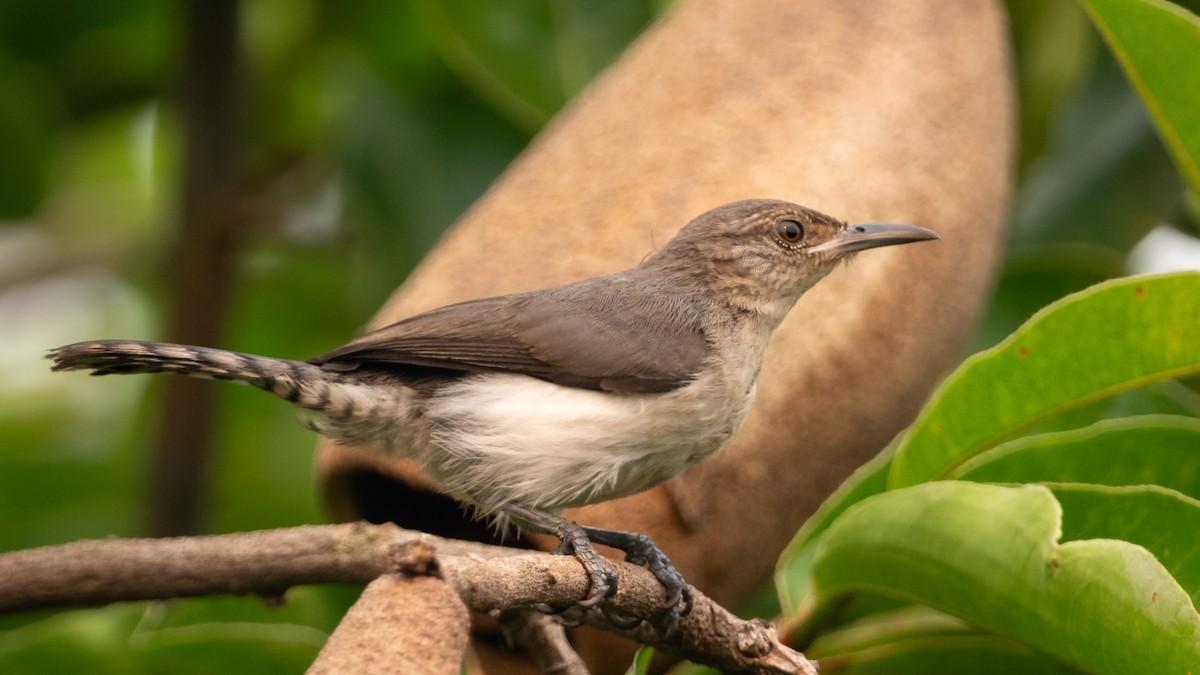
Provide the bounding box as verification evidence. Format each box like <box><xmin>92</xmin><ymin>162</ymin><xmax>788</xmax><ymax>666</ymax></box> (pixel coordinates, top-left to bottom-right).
<box><xmin>418</xmin><ymin>368</ymin><xmax>756</xmax><ymax>511</ymax></box>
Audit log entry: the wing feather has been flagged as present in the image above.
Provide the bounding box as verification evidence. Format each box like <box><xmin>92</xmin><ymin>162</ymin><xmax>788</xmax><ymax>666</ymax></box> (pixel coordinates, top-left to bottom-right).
<box><xmin>310</xmin><ymin>276</ymin><xmax>712</xmax><ymax>393</ymax></box>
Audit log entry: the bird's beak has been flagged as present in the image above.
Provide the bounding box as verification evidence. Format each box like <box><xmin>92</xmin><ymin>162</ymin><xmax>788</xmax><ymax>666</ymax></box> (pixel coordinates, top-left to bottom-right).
<box><xmin>809</xmin><ymin>223</ymin><xmax>940</xmax><ymax>255</ymax></box>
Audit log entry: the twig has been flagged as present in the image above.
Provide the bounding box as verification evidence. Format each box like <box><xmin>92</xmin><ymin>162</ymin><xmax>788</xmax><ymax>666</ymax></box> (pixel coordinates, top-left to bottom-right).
<box><xmin>499</xmin><ymin>609</ymin><xmax>590</xmax><ymax>675</ymax></box>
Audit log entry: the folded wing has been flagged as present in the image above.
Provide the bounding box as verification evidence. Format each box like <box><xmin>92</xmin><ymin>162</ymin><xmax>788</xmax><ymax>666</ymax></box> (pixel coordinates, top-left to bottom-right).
<box><xmin>310</xmin><ymin>276</ymin><xmax>713</xmax><ymax>394</ymax></box>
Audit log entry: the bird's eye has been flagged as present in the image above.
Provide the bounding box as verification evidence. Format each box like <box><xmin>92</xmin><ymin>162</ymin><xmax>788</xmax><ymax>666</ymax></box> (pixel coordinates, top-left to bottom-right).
<box><xmin>775</xmin><ymin>219</ymin><xmax>804</xmax><ymax>244</ymax></box>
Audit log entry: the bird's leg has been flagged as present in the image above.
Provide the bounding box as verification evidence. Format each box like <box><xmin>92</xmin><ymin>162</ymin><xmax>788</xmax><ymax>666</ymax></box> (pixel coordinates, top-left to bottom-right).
<box><xmin>497</xmin><ymin>503</ymin><xmax>693</xmax><ymax>633</ymax></box>
<box><xmin>497</xmin><ymin>503</ymin><xmax>619</xmax><ymax>612</ymax></box>
<box><xmin>580</xmin><ymin>524</ymin><xmax>694</xmax><ymax>629</ymax></box>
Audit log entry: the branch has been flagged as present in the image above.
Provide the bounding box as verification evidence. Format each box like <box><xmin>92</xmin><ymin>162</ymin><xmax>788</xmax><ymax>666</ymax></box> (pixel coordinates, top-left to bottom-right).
<box><xmin>308</xmin><ymin>574</ymin><xmax>470</xmax><ymax>675</ymax></box>
<box><xmin>0</xmin><ymin>523</ymin><xmax>816</xmax><ymax>674</ymax></box>
<box><xmin>499</xmin><ymin>609</ymin><xmax>590</xmax><ymax>675</ymax></box>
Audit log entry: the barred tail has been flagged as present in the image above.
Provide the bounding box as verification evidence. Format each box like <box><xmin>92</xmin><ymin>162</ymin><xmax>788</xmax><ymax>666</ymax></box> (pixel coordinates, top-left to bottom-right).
<box><xmin>47</xmin><ymin>340</ymin><xmax>341</xmax><ymax>411</ymax></box>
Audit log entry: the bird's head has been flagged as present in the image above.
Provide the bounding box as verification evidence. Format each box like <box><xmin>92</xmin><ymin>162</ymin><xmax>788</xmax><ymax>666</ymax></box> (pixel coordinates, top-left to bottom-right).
<box><xmin>646</xmin><ymin>199</ymin><xmax>939</xmax><ymax>323</ymax></box>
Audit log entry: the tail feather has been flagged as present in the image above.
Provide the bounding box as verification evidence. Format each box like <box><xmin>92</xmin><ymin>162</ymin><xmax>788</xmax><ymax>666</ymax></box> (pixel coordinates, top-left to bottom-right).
<box><xmin>50</xmin><ymin>339</ymin><xmax>420</xmax><ymax>452</ymax></box>
<box><xmin>48</xmin><ymin>340</ymin><xmax>330</xmax><ymax>407</ymax></box>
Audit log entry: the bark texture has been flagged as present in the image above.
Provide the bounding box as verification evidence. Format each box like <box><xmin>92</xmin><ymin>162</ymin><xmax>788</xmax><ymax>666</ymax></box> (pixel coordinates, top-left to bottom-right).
<box><xmin>309</xmin><ymin>575</ymin><xmax>470</xmax><ymax>675</ymax></box>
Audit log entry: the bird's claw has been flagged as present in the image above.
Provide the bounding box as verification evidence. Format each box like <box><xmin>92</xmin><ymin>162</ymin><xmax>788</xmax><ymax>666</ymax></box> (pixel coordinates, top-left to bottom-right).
<box><xmin>500</xmin><ymin>503</ymin><xmax>692</xmax><ymax>634</ymax></box>
<box><xmin>617</xmin><ymin>532</ymin><xmax>694</xmax><ymax>619</ymax></box>
<box><xmin>536</xmin><ymin>521</ymin><xmax>620</xmax><ymax>617</ymax></box>
<box><xmin>579</xmin><ymin>527</ymin><xmax>694</xmax><ymax>635</ymax></box>
<box><xmin>601</xmin><ymin>603</ymin><xmax>644</xmax><ymax>630</ymax></box>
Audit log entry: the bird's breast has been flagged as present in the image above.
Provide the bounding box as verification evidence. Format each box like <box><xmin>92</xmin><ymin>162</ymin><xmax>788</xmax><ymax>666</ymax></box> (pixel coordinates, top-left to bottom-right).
<box><xmin>417</xmin><ymin>366</ymin><xmax>758</xmax><ymax>511</ymax></box>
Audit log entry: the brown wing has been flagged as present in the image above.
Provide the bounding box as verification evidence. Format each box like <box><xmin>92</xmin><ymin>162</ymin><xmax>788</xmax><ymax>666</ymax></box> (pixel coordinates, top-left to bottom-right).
<box><xmin>310</xmin><ymin>275</ymin><xmax>713</xmax><ymax>393</ymax></box>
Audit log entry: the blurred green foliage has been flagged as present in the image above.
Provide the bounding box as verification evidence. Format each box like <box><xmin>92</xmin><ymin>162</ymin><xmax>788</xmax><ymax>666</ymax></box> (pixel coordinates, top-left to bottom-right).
<box><xmin>0</xmin><ymin>0</ymin><xmax>1197</xmax><ymax>673</ymax></box>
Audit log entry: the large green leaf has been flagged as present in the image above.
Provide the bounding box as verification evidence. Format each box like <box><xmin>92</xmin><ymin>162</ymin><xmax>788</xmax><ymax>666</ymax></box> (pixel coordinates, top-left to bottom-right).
<box><xmin>805</xmin><ymin>606</ymin><xmax>1084</xmax><ymax>674</ymax></box>
<box><xmin>889</xmin><ymin>272</ymin><xmax>1200</xmax><ymax>488</ymax></box>
<box><xmin>781</xmin><ymin>407</ymin><xmax>1200</xmax><ymax>620</ymax></box>
<box><xmin>809</xmin><ymin>635</ymin><xmax>1082</xmax><ymax>675</ymax></box>
<box><xmin>809</xmin><ymin>482</ymin><xmax>1200</xmax><ymax>674</ymax></box>
<box><xmin>1079</xmin><ymin>0</ymin><xmax>1200</xmax><ymax>198</ymax></box>
<box><xmin>953</xmin><ymin>415</ymin><xmax>1200</xmax><ymax>499</ymax></box>
<box><xmin>775</xmin><ymin>447</ymin><xmax>893</xmax><ymax>616</ymax></box>
<box><xmin>1049</xmin><ymin>483</ymin><xmax>1200</xmax><ymax>606</ymax></box>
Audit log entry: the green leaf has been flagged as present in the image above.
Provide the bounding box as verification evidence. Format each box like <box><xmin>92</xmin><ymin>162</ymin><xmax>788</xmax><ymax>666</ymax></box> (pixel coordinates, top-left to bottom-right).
<box><xmin>953</xmin><ymin>415</ymin><xmax>1200</xmax><ymax>500</ymax></box>
<box><xmin>775</xmin><ymin>447</ymin><xmax>893</xmax><ymax>616</ymax></box>
<box><xmin>890</xmin><ymin>272</ymin><xmax>1200</xmax><ymax>488</ymax></box>
<box><xmin>1079</xmin><ymin>0</ymin><xmax>1200</xmax><ymax>198</ymax></box>
<box><xmin>806</xmin><ymin>606</ymin><xmax>1084</xmax><ymax>674</ymax></box>
<box><xmin>810</xmin><ymin>482</ymin><xmax>1200</xmax><ymax>674</ymax></box>
<box><xmin>810</xmin><ymin>635</ymin><xmax>1083</xmax><ymax>674</ymax></box>
<box><xmin>625</xmin><ymin>646</ymin><xmax>656</xmax><ymax>675</ymax></box>
<box><xmin>1049</xmin><ymin>483</ymin><xmax>1200</xmax><ymax>606</ymax></box>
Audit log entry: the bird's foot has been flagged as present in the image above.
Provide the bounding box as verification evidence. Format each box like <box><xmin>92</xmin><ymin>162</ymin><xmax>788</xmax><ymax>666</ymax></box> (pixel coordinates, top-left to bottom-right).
<box><xmin>497</xmin><ymin>502</ymin><xmax>691</xmax><ymax>634</ymax></box>
<box><xmin>548</xmin><ymin>518</ymin><xmax>620</xmax><ymax>610</ymax></box>
<box><xmin>498</xmin><ymin>503</ymin><xmax>620</xmax><ymax>618</ymax></box>
<box><xmin>583</xmin><ymin>526</ymin><xmax>694</xmax><ymax>635</ymax></box>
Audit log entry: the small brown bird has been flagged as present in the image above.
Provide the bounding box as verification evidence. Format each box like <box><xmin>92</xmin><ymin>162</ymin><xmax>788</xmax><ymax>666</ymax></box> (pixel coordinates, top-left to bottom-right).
<box><xmin>49</xmin><ymin>199</ymin><xmax>937</xmax><ymax>627</ymax></box>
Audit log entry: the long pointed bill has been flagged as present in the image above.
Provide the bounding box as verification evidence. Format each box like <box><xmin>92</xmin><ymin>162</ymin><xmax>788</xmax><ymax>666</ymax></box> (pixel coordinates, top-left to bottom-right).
<box><xmin>809</xmin><ymin>223</ymin><xmax>940</xmax><ymax>255</ymax></box>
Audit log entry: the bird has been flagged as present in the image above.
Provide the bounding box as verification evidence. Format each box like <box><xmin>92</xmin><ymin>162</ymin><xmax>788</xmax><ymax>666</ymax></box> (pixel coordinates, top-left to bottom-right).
<box><xmin>48</xmin><ymin>199</ymin><xmax>938</xmax><ymax>628</ymax></box>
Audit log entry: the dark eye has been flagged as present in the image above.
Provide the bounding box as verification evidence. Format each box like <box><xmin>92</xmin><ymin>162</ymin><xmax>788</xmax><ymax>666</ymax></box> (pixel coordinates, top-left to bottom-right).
<box><xmin>775</xmin><ymin>219</ymin><xmax>804</xmax><ymax>243</ymax></box>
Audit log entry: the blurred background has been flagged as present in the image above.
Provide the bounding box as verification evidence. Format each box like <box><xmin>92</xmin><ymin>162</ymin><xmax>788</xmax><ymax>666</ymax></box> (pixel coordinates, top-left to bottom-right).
<box><xmin>0</xmin><ymin>0</ymin><xmax>1197</xmax><ymax>672</ymax></box>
